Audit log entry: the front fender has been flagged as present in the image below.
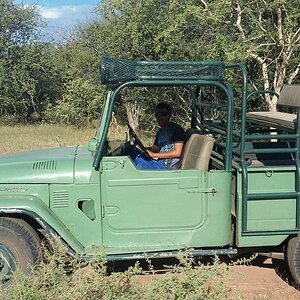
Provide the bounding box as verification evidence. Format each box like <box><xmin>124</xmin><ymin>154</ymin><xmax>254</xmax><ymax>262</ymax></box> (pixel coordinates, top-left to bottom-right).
<box><xmin>0</xmin><ymin>195</ymin><xmax>84</xmax><ymax>255</ymax></box>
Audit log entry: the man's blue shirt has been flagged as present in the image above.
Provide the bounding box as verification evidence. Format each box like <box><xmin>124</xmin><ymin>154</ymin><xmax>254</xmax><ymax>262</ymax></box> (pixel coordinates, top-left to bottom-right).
<box><xmin>154</xmin><ymin>122</ymin><xmax>185</xmax><ymax>169</ymax></box>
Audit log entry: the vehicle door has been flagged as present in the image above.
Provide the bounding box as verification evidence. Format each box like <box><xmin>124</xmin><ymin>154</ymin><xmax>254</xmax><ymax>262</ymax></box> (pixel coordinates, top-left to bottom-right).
<box><xmin>100</xmin><ymin>156</ymin><xmax>211</xmax><ymax>254</ymax></box>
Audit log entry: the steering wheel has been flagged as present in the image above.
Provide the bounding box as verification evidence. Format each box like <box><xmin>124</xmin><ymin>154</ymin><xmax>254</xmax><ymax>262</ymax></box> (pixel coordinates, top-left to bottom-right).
<box><xmin>126</xmin><ymin>123</ymin><xmax>151</xmax><ymax>159</ymax></box>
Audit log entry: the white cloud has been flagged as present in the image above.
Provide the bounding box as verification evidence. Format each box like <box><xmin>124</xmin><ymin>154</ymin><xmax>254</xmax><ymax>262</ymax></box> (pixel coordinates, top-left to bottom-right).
<box><xmin>38</xmin><ymin>5</ymin><xmax>93</xmax><ymax>20</ymax></box>
<box><xmin>40</xmin><ymin>7</ymin><xmax>61</xmax><ymax>19</ymax></box>
<box><xmin>27</xmin><ymin>4</ymin><xmax>98</xmax><ymax>42</ymax></box>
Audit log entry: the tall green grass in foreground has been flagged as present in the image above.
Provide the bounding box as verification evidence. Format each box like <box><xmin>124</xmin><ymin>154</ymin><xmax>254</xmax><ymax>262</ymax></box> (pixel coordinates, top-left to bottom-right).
<box><xmin>1</xmin><ymin>244</ymin><xmax>235</xmax><ymax>300</ymax></box>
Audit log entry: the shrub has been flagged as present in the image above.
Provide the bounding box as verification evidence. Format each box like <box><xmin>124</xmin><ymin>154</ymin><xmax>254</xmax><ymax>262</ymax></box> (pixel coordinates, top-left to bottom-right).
<box><xmin>45</xmin><ymin>78</ymin><xmax>104</xmax><ymax>127</ymax></box>
<box><xmin>1</xmin><ymin>246</ymin><xmax>234</xmax><ymax>300</ymax></box>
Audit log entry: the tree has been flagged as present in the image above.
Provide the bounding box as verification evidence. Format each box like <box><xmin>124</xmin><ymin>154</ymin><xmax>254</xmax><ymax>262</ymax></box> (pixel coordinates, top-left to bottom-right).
<box><xmin>247</xmin><ymin>1</ymin><xmax>300</xmax><ymax>111</ymax></box>
<box><xmin>0</xmin><ymin>0</ymin><xmax>45</xmax><ymax>121</ymax></box>
<box><xmin>44</xmin><ymin>39</ymin><xmax>105</xmax><ymax>127</ymax></box>
<box><xmin>81</xmin><ymin>0</ymin><xmax>300</xmax><ymax>118</ymax></box>
<box><xmin>0</xmin><ymin>0</ymin><xmax>40</xmax><ymax>51</ymax></box>
<box><xmin>79</xmin><ymin>0</ymin><xmax>212</xmax><ymax>130</ymax></box>
<box><xmin>202</xmin><ymin>0</ymin><xmax>300</xmax><ymax>111</ymax></box>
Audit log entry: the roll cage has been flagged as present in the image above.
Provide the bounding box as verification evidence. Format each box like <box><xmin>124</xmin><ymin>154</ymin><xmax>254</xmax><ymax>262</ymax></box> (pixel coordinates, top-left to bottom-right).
<box><xmin>92</xmin><ymin>56</ymin><xmax>300</xmax><ymax>236</ymax></box>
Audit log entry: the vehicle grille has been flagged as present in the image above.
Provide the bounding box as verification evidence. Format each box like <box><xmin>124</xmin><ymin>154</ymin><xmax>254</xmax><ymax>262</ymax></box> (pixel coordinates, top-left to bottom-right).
<box><xmin>52</xmin><ymin>190</ymin><xmax>69</xmax><ymax>208</ymax></box>
<box><xmin>32</xmin><ymin>160</ymin><xmax>57</xmax><ymax>170</ymax></box>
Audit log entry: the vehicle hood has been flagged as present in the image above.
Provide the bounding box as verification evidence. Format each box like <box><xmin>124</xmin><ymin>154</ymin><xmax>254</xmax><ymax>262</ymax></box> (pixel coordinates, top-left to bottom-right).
<box><xmin>0</xmin><ymin>146</ymin><xmax>78</xmax><ymax>184</ymax></box>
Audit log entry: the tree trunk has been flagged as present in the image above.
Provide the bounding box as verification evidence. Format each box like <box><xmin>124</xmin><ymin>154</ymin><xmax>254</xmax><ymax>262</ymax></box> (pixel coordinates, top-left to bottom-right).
<box><xmin>268</xmin><ymin>97</ymin><xmax>278</xmax><ymax>112</ymax></box>
<box><xmin>123</xmin><ymin>98</ymin><xmax>141</xmax><ymax>132</ymax></box>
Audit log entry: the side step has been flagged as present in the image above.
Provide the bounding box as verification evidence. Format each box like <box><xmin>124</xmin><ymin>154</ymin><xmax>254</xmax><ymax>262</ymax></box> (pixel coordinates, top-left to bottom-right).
<box><xmin>90</xmin><ymin>248</ymin><xmax>238</xmax><ymax>262</ymax></box>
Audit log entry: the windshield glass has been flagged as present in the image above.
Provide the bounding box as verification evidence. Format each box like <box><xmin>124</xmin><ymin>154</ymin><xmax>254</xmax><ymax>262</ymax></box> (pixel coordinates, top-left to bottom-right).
<box><xmin>105</xmin><ymin>86</ymin><xmax>192</xmax><ymax>151</ymax></box>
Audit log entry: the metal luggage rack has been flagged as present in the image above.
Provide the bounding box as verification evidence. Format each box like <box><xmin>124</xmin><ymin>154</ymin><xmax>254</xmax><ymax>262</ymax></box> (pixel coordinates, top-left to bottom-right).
<box><xmin>100</xmin><ymin>56</ymin><xmax>225</xmax><ymax>84</ymax></box>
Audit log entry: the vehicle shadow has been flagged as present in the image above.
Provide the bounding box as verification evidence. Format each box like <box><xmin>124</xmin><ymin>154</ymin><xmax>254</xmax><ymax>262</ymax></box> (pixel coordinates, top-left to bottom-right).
<box><xmin>107</xmin><ymin>257</ymin><xmax>181</xmax><ymax>274</ymax></box>
<box><xmin>271</xmin><ymin>258</ymin><xmax>300</xmax><ymax>290</ymax></box>
<box><xmin>227</xmin><ymin>254</ymin><xmax>300</xmax><ymax>291</ymax></box>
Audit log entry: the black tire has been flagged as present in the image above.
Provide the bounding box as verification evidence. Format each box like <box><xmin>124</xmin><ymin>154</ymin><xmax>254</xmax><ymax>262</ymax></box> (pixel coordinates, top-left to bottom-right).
<box><xmin>286</xmin><ymin>235</ymin><xmax>300</xmax><ymax>287</ymax></box>
<box><xmin>0</xmin><ymin>217</ymin><xmax>42</xmax><ymax>288</ymax></box>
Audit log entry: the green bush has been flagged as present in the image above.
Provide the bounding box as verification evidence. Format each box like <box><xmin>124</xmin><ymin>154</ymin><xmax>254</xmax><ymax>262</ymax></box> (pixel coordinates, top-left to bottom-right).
<box><xmin>44</xmin><ymin>78</ymin><xmax>104</xmax><ymax>127</ymax></box>
<box><xmin>1</xmin><ymin>246</ymin><xmax>235</xmax><ymax>300</ymax></box>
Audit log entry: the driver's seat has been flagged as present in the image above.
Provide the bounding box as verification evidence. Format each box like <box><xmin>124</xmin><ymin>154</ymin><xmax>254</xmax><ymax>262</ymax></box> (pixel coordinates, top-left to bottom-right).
<box><xmin>181</xmin><ymin>134</ymin><xmax>214</xmax><ymax>171</ymax></box>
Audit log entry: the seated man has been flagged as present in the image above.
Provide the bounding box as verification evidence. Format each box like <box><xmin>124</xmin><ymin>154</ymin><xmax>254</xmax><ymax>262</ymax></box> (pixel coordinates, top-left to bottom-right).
<box><xmin>132</xmin><ymin>102</ymin><xmax>185</xmax><ymax>170</ymax></box>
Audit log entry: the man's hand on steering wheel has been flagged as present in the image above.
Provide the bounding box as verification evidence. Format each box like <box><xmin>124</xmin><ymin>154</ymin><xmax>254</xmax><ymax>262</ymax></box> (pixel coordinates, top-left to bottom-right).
<box><xmin>146</xmin><ymin>149</ymin><xmax>154</xmax><ymax>157</ymax></box>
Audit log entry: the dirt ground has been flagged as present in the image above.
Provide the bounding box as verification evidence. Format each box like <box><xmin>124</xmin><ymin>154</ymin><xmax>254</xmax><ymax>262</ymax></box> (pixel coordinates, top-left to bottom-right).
<box><xmin>227</xmin><ymin>258</ymin><xmax>300</xmax><ymax>299</ymax></box>
<box><xmin>107</xmin><ymin>256</ymin><xmax>300</xmax><ymax>299</ymax></box>
<box><xmin>82</xmin><ymin>255</ymin><xmax>300</xmax><ymax>299</ymax></box>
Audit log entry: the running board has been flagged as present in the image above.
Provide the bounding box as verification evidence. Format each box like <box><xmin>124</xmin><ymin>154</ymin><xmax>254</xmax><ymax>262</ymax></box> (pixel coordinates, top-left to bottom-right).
<box><xmin>81</xmin><ymin>248</ymin><xmax>238</xmax><ymax>262</ymax></box>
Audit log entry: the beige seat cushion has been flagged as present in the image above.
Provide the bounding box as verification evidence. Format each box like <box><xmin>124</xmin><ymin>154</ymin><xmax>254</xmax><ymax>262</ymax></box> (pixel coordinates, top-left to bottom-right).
<box><xmin>181</xmin><ymin>134</ymin><xmax>214</xmax><ymax>170</ymax></box>
<box><xmin>246</xmin><ymin>85</ymin><xmax>300</xmax><ymax>130</ymax></box>
<box><xmin>246</xmin><ymin>111</ymin><xmax>296</xmax><ymax>130</ymax></box>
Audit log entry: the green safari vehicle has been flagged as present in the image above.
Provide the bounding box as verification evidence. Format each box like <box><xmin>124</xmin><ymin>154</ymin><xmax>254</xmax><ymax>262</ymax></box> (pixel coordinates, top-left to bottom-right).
<box><xmin>1</xmin><ymin>56</ymin><xmax>300</xmax><ymax>288</ymax></box>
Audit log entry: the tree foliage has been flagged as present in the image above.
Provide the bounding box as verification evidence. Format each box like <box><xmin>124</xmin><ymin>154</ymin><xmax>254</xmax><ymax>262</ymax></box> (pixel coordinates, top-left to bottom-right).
<box><xmin>0</xmin><ymin>0</ymin><xmax>299</xmax><ymax>127</ymax></box>
<box><xmin>0</xmin><ymin>0</ymin><xmax>40</xmax><ymax>49</ymax></box>
<box><xmin>80</xmin><ymin>0</ymin><xmax>216</xmax><ymax>129</ymax></box>
<box><xmin>0</xmin><ymin>0</ymin><xmax>43</xmax><ymax>121</ymax></box>
<box><xmin>81</xmin><ymin>0</ymin><xmax>300</xmax><ymax>127</ymax></box>
<box><xmin>43</xmin><ymin>41</ymin><xmax>105</xmax><ymax>127</ymax></box>
<box><xmin>210</xmin><ymin>0</ymin><xmax>300</xmax><ymax>111</ymax></box>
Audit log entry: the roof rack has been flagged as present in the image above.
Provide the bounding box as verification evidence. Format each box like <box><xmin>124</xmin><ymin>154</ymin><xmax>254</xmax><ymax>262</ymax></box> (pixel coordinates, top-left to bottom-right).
<box><xmin>100</xmin><ymin>56</ymin><xmax>225</xmax><ymax>84</ymax></box>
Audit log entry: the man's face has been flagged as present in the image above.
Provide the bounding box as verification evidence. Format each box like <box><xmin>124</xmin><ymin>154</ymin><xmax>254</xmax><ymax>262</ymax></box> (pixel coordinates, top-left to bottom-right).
<box><xmin>155</xmin><ymin>109</ymin><xmax>171</xmax><ymax>127</ymax></box>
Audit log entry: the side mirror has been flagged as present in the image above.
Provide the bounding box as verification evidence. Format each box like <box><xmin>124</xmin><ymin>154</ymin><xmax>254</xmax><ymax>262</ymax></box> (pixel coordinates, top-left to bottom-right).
<box><xmin>88</xmin><ymin>137</ymin><xmax>98</xmax><ymax>152</ymax></box>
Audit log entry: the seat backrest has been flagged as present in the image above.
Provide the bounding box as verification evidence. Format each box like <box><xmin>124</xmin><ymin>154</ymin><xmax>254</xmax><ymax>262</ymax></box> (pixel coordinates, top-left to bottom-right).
<box><xmin>184</xmin><ymin>128</ymin><xmax>202</xmax><ymax>143</ymax></box>
<box><xmin>181</xmin><ymin>134</ymin><xmax>214</xmax><ymax>170</ymax></box>
<box><xmin>278</xmin><ymin>84</ymin><xmax>300</xmax><ymax>107</ymax></box>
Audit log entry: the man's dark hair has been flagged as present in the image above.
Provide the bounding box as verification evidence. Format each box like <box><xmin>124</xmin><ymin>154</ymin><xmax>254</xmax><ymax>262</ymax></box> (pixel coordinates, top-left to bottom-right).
<box><xmin>155</xmin><ymin>102</ymin><xmax>172</xmax><ymax>114</ymax></box>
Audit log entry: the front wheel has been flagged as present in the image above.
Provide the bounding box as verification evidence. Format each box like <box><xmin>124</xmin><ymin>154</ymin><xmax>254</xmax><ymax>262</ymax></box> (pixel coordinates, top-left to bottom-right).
<box><xmin>286</xmin><ymin>235</ymin><xmax>300</xmax><ymax>286</ymax></box>
<box><xmin>0</xmin><ymin>217</ymin><xmax>42</xmax><ymax>288</ymax></box>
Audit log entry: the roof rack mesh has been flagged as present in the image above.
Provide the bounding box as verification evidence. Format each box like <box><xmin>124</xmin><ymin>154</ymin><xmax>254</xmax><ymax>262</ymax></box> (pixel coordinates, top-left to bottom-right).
<box><xmin>100</xmin><ymin>56</ymin><xmax>225</xmax><ymax>84</ymax></box>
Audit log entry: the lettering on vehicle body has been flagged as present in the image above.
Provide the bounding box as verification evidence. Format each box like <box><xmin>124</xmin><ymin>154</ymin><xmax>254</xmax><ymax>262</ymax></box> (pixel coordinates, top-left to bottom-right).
<box><xmin>0</xmin><ymin>187</ymin><xmax>28</xmax><ymax>193</ymax></box>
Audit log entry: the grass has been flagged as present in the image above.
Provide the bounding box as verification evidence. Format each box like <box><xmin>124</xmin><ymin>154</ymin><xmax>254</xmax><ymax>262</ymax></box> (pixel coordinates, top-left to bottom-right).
<box><xmin>0</xmin><ymin>124</ymin><xmax>96</xmax><ymax>154</ymax></box>
<box><xmin>0</xmin><ymin>124</ymin><xmax>153</xmax><ymax>154</ymax></box>
<box><xmin>1</xmin><ymin>244</ymin><xmax>237</xmax><ymax>300</ymax></box>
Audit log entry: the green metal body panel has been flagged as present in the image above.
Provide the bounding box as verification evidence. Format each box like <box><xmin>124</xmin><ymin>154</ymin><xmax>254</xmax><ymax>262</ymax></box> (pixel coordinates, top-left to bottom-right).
<box><xmin>236</xmin><ymin>166</ymin><xmax>294</xmax><ymax>247</ymax></box>
<box><xmin>49</xmin><ymin>183</ymin><xmax>102</xmax><ymax>251</ymax></box>
<box><xmin>0</xmin><ymin>189</ymin><xmax>84</xmax><ymax>253</ymax></box>
<box><xmin>0</xmin><ymin>145</ymin><xmax>98</xmax><ymax>254</ymax></box>
<box><xmin>0</xmin><ymin>139</ymin><xmax>232</xmax><ymax>257</ymax></box>
<box><xmin>101</xmin><ymin>156</ymin><xmax>231</xmax><ymax>254</ymax></box>
<box><xmin>49</xmin><ymin>145</ymin><xmax>102</xmax><ymax>252</ymax></box>
<box><xmin>0</xmin><ymin>146</ymin><xmax>77</xmax><ymax>184</ymax></box>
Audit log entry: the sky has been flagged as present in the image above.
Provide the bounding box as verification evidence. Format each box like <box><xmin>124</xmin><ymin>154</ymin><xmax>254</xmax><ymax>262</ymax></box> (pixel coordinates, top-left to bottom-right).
<box><xmin>15</xmin><ymin>0</ymin><xmax>101</xmax><ymax>41</ymax></box>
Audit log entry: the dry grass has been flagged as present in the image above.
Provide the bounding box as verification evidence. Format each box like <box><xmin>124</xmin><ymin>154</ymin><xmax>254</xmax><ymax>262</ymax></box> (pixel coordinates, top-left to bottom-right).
<box><xmin>0</xmin><ymin>124</ymin><xmax>96</xmax><ymax>154</ymax></box>
<box><xmin>0</xmin><ymin>124</ymin><xmax>154</xmax><ymax>154</ymax></box>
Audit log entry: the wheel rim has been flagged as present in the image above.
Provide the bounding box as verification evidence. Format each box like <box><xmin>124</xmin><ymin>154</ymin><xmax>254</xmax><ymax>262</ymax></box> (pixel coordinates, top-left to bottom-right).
<box><xmin>0</xmin><ymin>243</ymin><xmax>17</xmax><ymax>286</ymax></box>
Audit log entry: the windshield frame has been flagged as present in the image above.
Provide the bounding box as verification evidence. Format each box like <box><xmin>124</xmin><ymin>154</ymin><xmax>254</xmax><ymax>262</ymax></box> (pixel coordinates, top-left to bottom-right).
<box><xmin>93</xmin><ymin>79</ymin><xmax>234</xmax><ymax>172</ymax></box>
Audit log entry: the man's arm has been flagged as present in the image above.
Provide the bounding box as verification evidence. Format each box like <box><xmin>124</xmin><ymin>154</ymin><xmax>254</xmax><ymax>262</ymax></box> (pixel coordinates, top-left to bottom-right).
<box><xmin>147</xmin><ymin>142</ymin><xmax>184</xmax><ymax>158</ymax></box>
<box><xmin>148</xmin><ymin>123</ymin><xmax>185</xmax><ymax>158</ymax></box>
